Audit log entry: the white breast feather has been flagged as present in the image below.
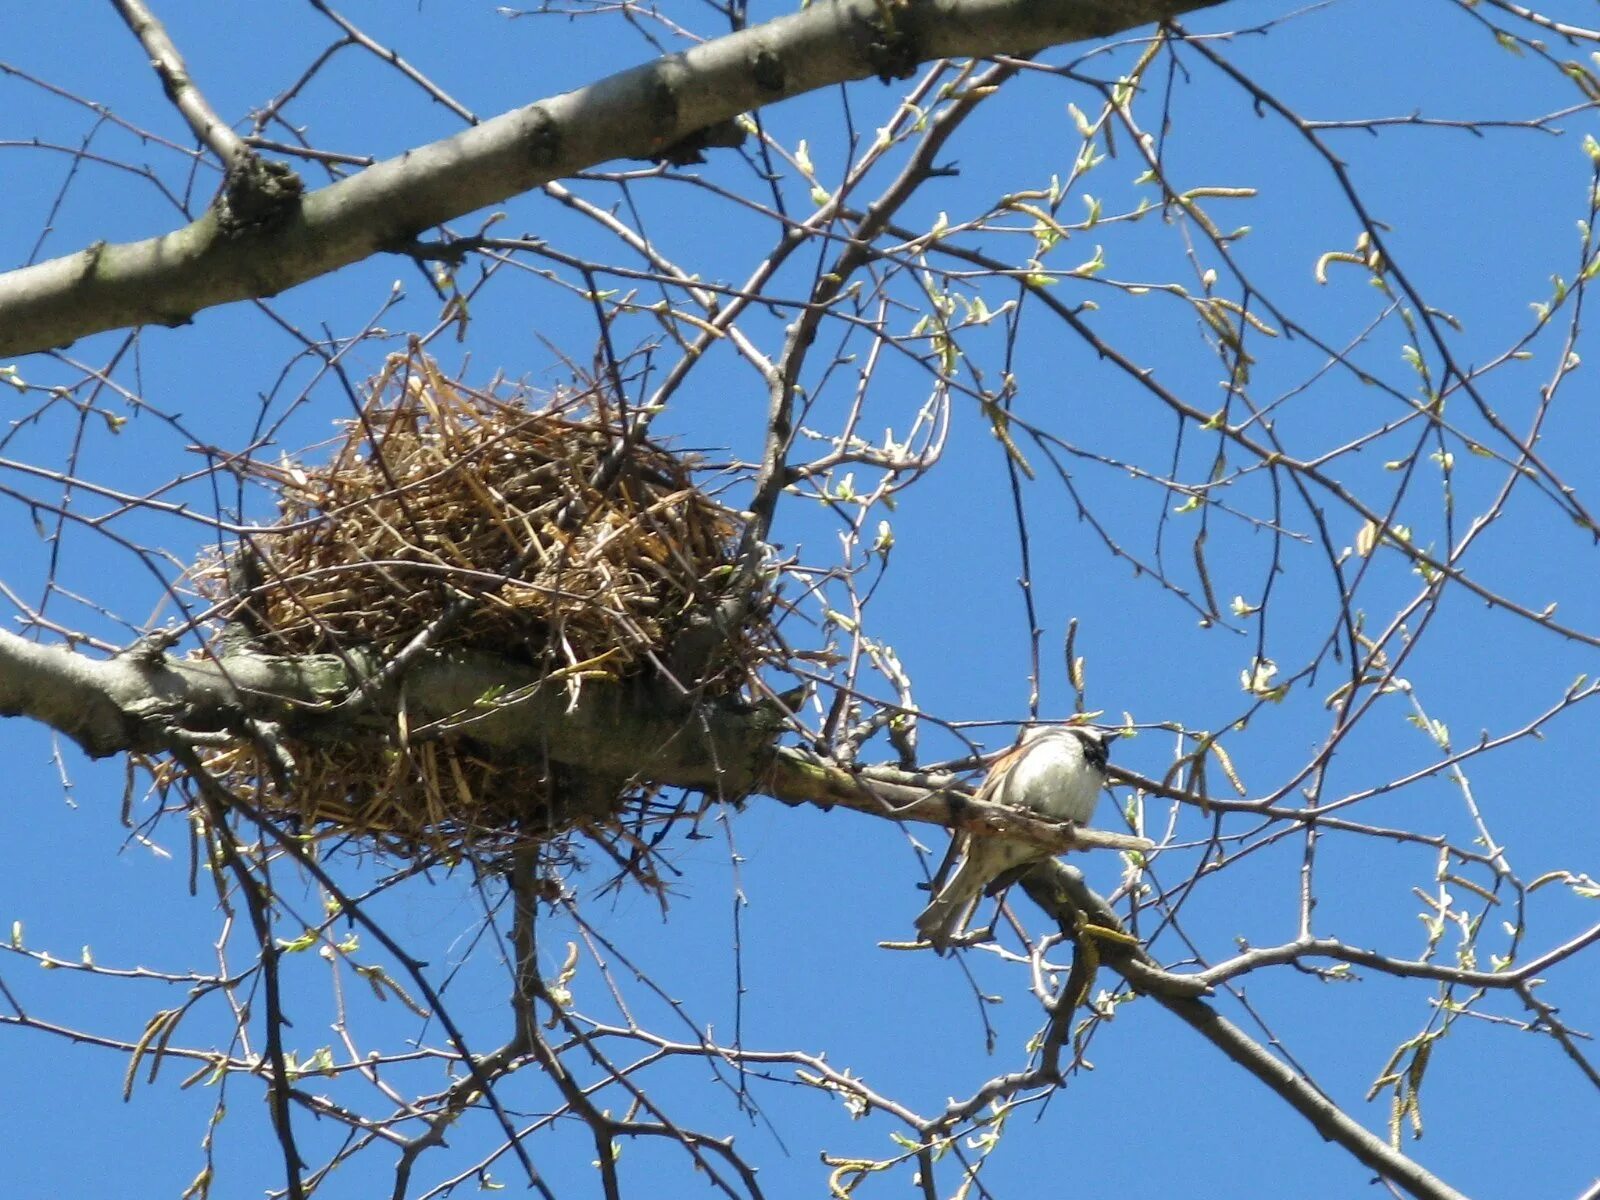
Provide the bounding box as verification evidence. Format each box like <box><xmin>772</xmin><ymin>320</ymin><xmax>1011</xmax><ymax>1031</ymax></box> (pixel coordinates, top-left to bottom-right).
<box><xmin>999</xmin><ymin>731</ymin><xmax>1100</xmax><ymax>824</ymax></box>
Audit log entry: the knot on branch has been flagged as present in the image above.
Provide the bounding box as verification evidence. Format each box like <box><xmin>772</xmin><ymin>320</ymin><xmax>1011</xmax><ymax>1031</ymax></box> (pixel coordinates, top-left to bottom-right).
<box><xmin>216</xmin><ymin>154</ymin><xmax>303</xmax><ymax>238</ymax></box>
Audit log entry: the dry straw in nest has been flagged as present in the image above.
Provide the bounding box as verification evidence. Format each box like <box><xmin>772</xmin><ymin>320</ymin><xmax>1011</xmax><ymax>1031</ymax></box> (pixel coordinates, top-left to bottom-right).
<box><xmin>182</xmin><ymin>350</ymin><xmax>770</xmax><ymax>864</ymax></box>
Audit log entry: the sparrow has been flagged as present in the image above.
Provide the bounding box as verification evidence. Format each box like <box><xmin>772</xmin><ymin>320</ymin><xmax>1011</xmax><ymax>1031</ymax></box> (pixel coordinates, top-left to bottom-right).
<box><xmin>914</xmin><ymin>724</ymin><xmax>1111</xmax><ymax>954</ymax></box>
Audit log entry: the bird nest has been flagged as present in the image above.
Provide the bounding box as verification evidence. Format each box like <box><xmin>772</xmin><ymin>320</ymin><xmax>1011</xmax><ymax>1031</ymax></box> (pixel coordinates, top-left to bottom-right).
<box><xmin>175</xmin><ymin>350</ymin><xmax>774</xmax><ymax>867</ymax></box>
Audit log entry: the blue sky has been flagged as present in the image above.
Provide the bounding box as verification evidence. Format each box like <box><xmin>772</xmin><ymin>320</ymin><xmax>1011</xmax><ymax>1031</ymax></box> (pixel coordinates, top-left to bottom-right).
<box><xmin>2</xmin><ymin>1</ymin><xmax>1598</xmax><ymax>1198</ymax></box>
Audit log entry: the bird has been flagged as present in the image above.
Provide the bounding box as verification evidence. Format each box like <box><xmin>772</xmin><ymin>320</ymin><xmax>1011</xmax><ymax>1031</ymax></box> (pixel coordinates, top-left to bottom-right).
<box><xmin>914</xmin><ymin>724</ymin><xmax>1111</xmax><ymax>954</ymax></box>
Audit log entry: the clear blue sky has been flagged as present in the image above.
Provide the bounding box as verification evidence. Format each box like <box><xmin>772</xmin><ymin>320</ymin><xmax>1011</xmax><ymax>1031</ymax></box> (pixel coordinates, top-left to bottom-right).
<box><xmin>1</xmin><ymin>2</ymin><xmax>1597</xmax><ymax>1197</ymax></box>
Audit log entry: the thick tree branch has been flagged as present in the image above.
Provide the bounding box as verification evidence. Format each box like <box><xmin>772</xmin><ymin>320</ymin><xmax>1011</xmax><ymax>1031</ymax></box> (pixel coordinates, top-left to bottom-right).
<box><xmin>1020</xmin><ymin>866</ymin><xmax>1472</xmax><ymax>1200</ymax></box>
<box><xmin>0</xmin><ymin>628</ymin><xmax>1150</xmax><ymax>855</ymax></box>
<box><xmin>0</xmin><ymin>627</ymin><xmax>1486</xmax><ymax>1199</ymax></box>
<box><xmin>0</xmin><ymin>0</ymin><xmax>1220</xmax><ymax>357</ymax></box>
<box><xmin>0</xmin><ymin>627</ymin><xmax>776</xmax><ymax>786</ymax></box>
<box><xmin>1153</xmin><ymin>998</ymin><xmax>1469</xmax><ymax>1200</ymax></box>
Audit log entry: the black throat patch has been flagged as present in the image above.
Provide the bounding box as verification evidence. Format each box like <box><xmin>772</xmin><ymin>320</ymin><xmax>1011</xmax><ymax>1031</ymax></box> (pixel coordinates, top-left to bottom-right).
<box><xmin>1075</xmin><ymin>730</ymin><xmax>1109</xmax><ymax>775</ymax></box>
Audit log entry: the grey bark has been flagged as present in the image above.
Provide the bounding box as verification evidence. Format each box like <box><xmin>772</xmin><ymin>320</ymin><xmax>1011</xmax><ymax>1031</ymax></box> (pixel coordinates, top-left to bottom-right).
<box><xmin>0</xmin><ymin>627</ymin><xmax>777</xmax><ymax>789</ymax></box>
<box><xmin>0</xmin><ymin>0</ymin><xmax>1220</xmax><ymax>357</ymax></box>
<box><xmin>0</xmin><ymin>626</ymin><xmax>1148</xmax><ymax>855</ymax></box>
<box><xmin>1020</xmin><ymin>865</ymin><xmax>1473</xmax><ymax>1200</ymax></box>
<box><xmin>0</xmin><ymin>626</ymin><xmax>1468</xmax><ymax>1200</ymax></box>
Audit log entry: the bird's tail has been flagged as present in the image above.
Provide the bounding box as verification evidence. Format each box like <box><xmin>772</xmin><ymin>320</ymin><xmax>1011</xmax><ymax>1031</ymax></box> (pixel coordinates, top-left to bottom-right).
<box><xmin>913</xmin><ymin>861</ymin><xmax>988</xmax><ymax>954</ymax></box>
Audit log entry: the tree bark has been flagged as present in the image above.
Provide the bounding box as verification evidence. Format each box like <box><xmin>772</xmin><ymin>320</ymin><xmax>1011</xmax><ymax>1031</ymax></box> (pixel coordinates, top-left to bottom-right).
<box><xmin>0</xmin><ymin>626</ymin><xmax>1147</xmax><ymax>854</ymax></box>
<box><xmin>0</xmin><ymin>625</ymin><xmax>1463</xmax><ymax>1200</ymax></box>
<box><xmin>0</xmin><ymin>0</ymin><xmax>1221</xmax><ymax>357</ymax></box>
<box><xmin>1019</xmin><ymin>865</ymin><xmax>1472</xmax><ymax>1200</ymax></box>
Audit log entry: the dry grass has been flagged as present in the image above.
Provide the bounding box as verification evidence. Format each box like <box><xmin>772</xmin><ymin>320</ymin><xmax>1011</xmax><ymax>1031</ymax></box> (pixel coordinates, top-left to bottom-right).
<box><xmin>176</xmin><ymin>349</ymin><xmax>772</xmax><ymax>865</ymax></box>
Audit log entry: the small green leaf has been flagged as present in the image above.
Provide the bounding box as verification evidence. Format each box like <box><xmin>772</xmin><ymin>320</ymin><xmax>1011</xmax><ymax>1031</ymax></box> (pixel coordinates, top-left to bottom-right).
<box><xmin>872</xmin><ymin>520</ymin><xmax>894</xmax><ymax>554</ymax></box>
<box><xmin>1070</xmin><ymin>245</ymin><xmax>1106</xmax><ymax>277</ymax></box>
<box><xmin>276</xmin><ymin>929</ymin><xmax>319</xmax><ymax>953</ymax></box>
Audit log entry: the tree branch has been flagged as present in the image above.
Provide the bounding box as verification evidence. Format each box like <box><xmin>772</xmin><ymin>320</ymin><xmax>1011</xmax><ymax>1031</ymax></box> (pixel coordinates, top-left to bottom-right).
<box><xmin>110</xmin><ymin>0</ymin><xmax>249</xmax><ymax>167</ymax></box>
<box><xmin>765</xmin><ymin>746</ymin><xmax>1155</xmax><ymax>854</ymax></box>
<box><xmin>0</xmin><ymin>628</ymin><xmax>1150</xmax><ymax>856</ymax></box>
<box><xmin>1153</xmin><ymin>997</ymin><xmax>1469</xmax><ymax>1200</ymax></box>
<box><xmin>0</xmin><ymin>0</ymin><xmax>1220</xmax><ymax>356</ymax></box>
<box><xmin>0</xmin><ymin>630</ymin><xmax>1478</xmax><ymax>1199</ymax></box>
<box><xmin>0</xmin><ymin>627</ymin><xmax>776</xmax><ymax>785</ymax></box>
<box><xmin>1019</xmin><ymin>865</ymin><xmax>1471</xmax><ymax>1200</ymax></box>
